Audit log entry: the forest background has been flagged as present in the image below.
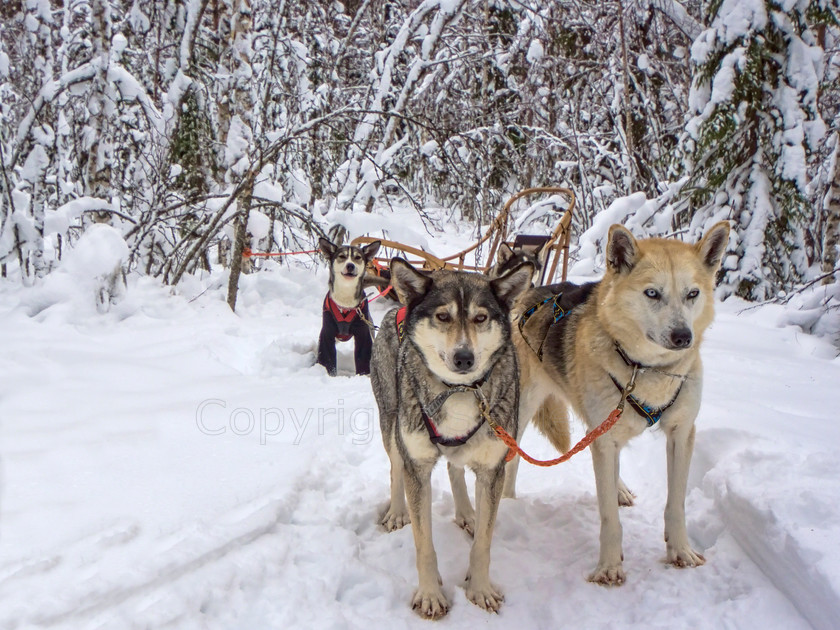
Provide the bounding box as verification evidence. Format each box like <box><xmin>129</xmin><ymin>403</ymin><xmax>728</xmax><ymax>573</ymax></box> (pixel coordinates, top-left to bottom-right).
<box><xmin>1</xmin><ymin>0</ymin><xmax>838</xmax><ymax>341</ymax></box>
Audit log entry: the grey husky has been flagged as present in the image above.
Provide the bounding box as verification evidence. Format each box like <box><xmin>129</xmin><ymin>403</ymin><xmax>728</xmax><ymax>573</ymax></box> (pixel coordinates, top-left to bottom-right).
<box><xmin>370</xmin><ymin>258</ymin><xmax>533</xmax><ymax>619</ymax></box>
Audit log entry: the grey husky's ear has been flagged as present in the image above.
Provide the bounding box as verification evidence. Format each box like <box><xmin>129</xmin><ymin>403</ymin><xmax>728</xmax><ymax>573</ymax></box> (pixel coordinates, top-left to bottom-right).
<box><xmin>390</xmin><ymin>257</ymin><xmax>432</xmax><ymax>305</ymax></box>
<box><xmin>361</xmin><ymin>240</ymin><xmax>381</xmax><ymax>263</ymax></box>
<box><xmin>318</xmin><ymin>237</ymin><xmax>336</xmax><ymax>259</ymax></box>
<box><xmin>696</xmin><ymin>221</ymin><xmax>730</xmax><ymax>270</ymax></box>
<box><xmin>606</xmin><ymin>225</ymin><xmax>639</xmax><ymax>273</ymax></box>
<box><xmin>497</xmin><ymin>243</ymin><xmax>515</xmax><ymax>265</ymax></box>
<box><xmin>490</xmin><ymin>262</ymin><xmax>534</xmax><ymax>311</ymax></box>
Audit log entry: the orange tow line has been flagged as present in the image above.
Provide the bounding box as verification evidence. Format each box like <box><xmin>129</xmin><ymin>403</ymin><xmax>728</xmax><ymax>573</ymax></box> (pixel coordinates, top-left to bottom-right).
<box><xmin>242</xmin><ymin>248</ymin><xmax>319</xmax><ymax>258</ymax></box>
<box><xmin>476</xmin><ymin>365</ymin><xmax>638</xmax><ymax>465</ymax></box>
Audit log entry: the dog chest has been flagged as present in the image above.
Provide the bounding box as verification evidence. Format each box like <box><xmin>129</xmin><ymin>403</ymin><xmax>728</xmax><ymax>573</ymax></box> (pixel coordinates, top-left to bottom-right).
<box><xmin>437</xmin><ymin>391</ymin><xmax>481</xmax><ymax>437</ymax></box>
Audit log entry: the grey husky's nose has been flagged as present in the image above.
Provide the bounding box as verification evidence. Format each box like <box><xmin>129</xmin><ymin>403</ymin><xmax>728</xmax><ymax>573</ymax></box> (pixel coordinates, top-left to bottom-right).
<box><xmin>345</xmin><ymin>262</ymin><xmax>355</xmax><ymax>273</ymax></box>
<box><xmin>670</xmin><ymin>327</ymin><xmax>693</xmax><ymax>348</ymax></box>
<box><xmin>453</xmin><ymin>349</ymin><xmax>475</xmax><ymax>372</ymax></box>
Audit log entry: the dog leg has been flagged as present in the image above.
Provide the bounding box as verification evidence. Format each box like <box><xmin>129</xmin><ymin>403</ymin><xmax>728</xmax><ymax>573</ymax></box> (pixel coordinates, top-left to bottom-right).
<box><xmin>502</xmin><ymin>413</ymin><xmax>529</xmax><ymax>499</ymax></box>
<box><xmin>503</xmin><ymin>387</ymin><xmax>544</xmax><ymax>499</ymax></box>
<box><xmin>501</xmin><ymin>454</ymin><xmax>520</xmax><ymax>499</ymax></box>
<box><xmin>316</xmin><ymin>318</ymin><xmax>338</xmax><ymax>376</ymax></box>
<box><xmin>404</xmin><ymin>460</ymin><xmax>449</xmax><ymax>619</ymax></box>
<box><xmin>464</xmin><ymin>465</ymin><xmax>505</xmax><ymax>613</ymax></box>
<box><xmin>664</xmin><ymin>423</ymin><xmax>705</xmax><ymax>568</ymax></box>
<box><xmin>381</xmin><ymin>437</ymin><xmax>410</xmax><ymax>531</ymax></box>
<box><xmin>447</xmin><ymin>462</ymin><xmax>475</xmax><ymax>536</ymax></box>
<box><xmin>588</xmin><ymin>437</ymin><xmax>626</xmax><ymax>586</ymax></box>
<box><xmin>352</xmin><ymin>318</ymin><xmax>373</xmax><ymax>376</ymax></box>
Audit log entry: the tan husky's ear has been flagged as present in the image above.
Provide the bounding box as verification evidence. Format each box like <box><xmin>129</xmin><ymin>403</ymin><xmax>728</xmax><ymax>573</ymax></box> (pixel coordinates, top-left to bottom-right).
<box><xmin>490</xmin><ymin>262</ymin><xmax>535</xmax><ymax>311</ymax></box>
<box><xmin>390</xmin><ymin>257</ymin><xmax>432</xmax><ymax>305</ymax></box>
<box><xmin>318</xmin><ymin>237</ymin><xmax>336</xmax><ymax>259</ymax></box>
<box><xmin>361</xmin><ymin>240</ymin><xmax>381</xmax><ymax>263</ymax></box>
<box><xmin>606</xmin><ymin>225</ymin><xmax>639</xmax><ymax>273</ymax></box>
<box><xmin>534</xmin><ymin>240</ymin><xmax>550</xmax><ymax>269</ymax></box>
<box><xmin>497</xmin><ymin>243</ymin><xmax>515</xmax><ymax>265</ymax></box>
<box><xmin>697</xmin><ymin>221</ymin><xmax>730</xmax><ymax>270</ymax></box>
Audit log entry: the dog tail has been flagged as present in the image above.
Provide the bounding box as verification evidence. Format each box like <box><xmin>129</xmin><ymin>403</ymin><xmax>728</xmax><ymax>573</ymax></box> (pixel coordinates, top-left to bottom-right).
<box><xmin>531</xmin><ymin>396</ymin><xmax>570</xmax><ymax>454</ymax></box>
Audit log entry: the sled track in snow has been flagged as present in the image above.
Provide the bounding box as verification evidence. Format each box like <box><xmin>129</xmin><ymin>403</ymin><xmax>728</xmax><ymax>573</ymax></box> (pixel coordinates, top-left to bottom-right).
<box><xmin>718</xmin><ymin>487</ymin><xmax>840</xmax><ymax>630</ymax></box>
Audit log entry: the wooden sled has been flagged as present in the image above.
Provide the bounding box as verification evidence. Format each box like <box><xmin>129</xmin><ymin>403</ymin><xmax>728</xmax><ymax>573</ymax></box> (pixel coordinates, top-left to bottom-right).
<box><xmin>351</xmin><ymin>186</ymin><xmax>575</xmax><ymax>285</ymax></box>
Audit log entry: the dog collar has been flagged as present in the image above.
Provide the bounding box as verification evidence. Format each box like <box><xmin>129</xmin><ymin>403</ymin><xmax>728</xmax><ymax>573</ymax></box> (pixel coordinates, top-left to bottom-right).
<box><xmin>614</xmin><ymin>341</ymin><xmax>690</xmax><ymax>380</ymax></box>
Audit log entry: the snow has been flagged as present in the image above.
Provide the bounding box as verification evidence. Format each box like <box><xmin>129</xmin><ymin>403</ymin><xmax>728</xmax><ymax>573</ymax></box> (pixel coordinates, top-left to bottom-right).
<box><xmin>716</xmin><ymin>0</ymin><xmax>768</xmax><ymax>46</ymax></box>
<box><xmin>46</xmin><ymin>197</ymin><xmax>115</xmax><ymax>235</ymax></box>
<box><xmin>1</xmin><ymin>233</ymin><xmax>839</xmax><ymax>628</ymax></box>
<box><xmin>526</xmin><ymin>39</ymin><xmax>544</xmax><ymax>64</ymax></box>
<box><xmin>61</xmin><ymin>223</ymin><xmax>128</xmax><ymax>277</ymax></box>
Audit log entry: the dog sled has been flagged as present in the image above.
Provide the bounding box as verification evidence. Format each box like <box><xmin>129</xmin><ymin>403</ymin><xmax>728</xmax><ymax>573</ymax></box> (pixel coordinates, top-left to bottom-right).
<box><xmin>351</xmin><ymin>186</ymin><xmax>575</xmax><ymax>285</ymax></box>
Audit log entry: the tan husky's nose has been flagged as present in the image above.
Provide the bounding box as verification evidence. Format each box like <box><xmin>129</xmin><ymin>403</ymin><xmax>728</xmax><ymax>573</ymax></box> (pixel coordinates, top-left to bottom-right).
<box><xmin>670</xmin><ymin>327</ymin><xmax>692</xmax><ymax>348</ymax></box>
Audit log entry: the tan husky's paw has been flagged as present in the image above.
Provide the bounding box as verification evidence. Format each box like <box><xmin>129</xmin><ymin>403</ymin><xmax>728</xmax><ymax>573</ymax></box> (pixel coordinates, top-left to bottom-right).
<box><xmin>617</xmin><ymin>480</ymin><xmax>636</xmax><ymax>507</ymax></box>
<box><xmin>667</xmin><ymin>543</ymin><xmax>706</xmax><ymax>568</ymax></box>
<box><xmin>411</xmin><ymin>586</ymin><xmax>450</xmax><ymax>619</ymax></box>
<box><xmin>465</xmin><ymin>579</ymin><xmax>504</xmax><ymax>613</ymax></box>
<box><xmin>454</xmin><ymin>513</ymin><xmax>475</xmax><ymax>537</ymax></box>
<box><xmin>587</xmin><ymin>564</ymin><xmax>626</xmax><ymax>586</ymax></box>
<box><xmin>380</xmin><ymin>506</ymin><xmax>410</xmax><ymax>532</ymax></box>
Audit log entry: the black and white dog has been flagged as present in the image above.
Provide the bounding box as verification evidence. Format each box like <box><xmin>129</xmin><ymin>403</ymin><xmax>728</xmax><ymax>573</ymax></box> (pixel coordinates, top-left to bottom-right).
<box><xmin>317</xmin><ymin>237</ymin><xmax>381</xmax><ymax>376</ymax></box>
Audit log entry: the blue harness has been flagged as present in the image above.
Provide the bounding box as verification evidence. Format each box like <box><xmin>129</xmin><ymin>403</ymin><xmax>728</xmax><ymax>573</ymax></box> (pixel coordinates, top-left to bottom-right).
<box><xmin>518</xmin><ymin>291</ymin><xmax>684</xmax><ymax>427</ymax></box>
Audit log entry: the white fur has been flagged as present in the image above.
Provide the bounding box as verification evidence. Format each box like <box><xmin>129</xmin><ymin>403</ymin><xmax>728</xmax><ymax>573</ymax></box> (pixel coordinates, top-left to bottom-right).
<box><xmin>412</xmin><ymin>319</ymin><xmax>504</xmax><ymax>385</ymax></box>
<box><xmin>329</xmin><ymin>265</ymin><xmax>362</xmax><ymax>309</ymax></box>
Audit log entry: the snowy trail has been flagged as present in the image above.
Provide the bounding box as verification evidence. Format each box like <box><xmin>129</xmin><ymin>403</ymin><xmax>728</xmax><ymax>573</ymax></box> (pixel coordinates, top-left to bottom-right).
<box><xmin>1</xmin><ymin>266</ymin><xmax>838</xmax><ymax>629</ymax></box>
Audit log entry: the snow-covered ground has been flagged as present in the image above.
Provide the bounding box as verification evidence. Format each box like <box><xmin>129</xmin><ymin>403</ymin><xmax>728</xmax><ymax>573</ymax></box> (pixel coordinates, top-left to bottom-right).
<box><xmin>1</xmin><ymin>243</ymin><xmax>839</xmax><ymax>629</ymax></box>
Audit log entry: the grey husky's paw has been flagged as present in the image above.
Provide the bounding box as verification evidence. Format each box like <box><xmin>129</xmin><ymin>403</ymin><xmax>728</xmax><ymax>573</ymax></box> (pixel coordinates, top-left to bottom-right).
<box><xmin>380</xmin><ymin>506</ymin><xmax>410</xmax><ymax>532</ymax></box>
<box><xmin>411</xmin><ymin>586</ymin><xmax>450</xmax><ymax>619</ymax></box>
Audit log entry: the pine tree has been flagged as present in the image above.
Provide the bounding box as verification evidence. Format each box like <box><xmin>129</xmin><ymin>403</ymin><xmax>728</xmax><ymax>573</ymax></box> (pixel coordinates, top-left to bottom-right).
<box><xmin>685</xmin><ymin>0</ymin><xmax>831</xmax><ymax>300</ymax></box>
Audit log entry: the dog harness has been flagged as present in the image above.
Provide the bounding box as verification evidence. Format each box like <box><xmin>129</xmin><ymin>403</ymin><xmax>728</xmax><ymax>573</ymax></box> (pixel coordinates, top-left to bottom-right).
<box><xmin>395</xmin><ymin>306</ymin><xmax>491</xmax><ymax>447</ymax></box>
<box><xmin>517</xmin><ymin>292</ymin><xmax>570</xmax><ymax>359</ymax></box>
<box><xmin>609</xmin><ymin>343</ymin><xmax>685</xmax><ymax>427</ymax></box>
<box><xmin>324</xmin><ymin>293</ymin><xmax>368</xmax><ymax>341</ymax></box>
<box><xmin>518</xmin><ymin>290</ymin><xmax>685</xmax><ymax>427</ymax></box>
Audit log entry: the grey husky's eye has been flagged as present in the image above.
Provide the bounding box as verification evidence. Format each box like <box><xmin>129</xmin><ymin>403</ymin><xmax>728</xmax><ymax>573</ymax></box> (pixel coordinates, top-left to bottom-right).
<box><xmin>435</xmin><ymin>312</ymin><xmax>451</xmax><ymax>323</ymax></box>
<box><xmin>473</xmin><ymin>314</ymin><xmax>488</xmax><ymax>324</ymax></box>
<box><xmin>686</xmin><ymin>288</ymin><xmax>700</xmax><ymax>300</ymax></box>
<box><xmin>644</xmin><ymin>288</ymin><xmax>660</xmax><ymax>300</ymax></box>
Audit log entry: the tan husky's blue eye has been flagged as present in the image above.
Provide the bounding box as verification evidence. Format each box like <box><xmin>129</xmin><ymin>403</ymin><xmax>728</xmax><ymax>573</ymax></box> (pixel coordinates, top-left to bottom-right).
<box><xmin>644</xmin><ymin>288</ymin><xmax>660</xmax><ymax>300</ymax></box>
<box><xmin>687</xmin><ymin>289</ymin><xmax>700</xmax><ymax>300</ymax></box>
<box><xmin>473</xmin><ymin>314</ymin><xmax>487</xmax><ymax>324</ymax></box>
<box><xmin>436</xmin><ymin>312</ymin><xmax>451</xmax><ymax>323</ymax></box>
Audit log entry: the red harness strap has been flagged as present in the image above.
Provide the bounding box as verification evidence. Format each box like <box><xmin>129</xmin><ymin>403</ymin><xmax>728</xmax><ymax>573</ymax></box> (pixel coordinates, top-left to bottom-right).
<box><xmin>324</xmin><ymin>293</ymin><xmax>366</xmax><ymax>341</ymax></box>
<box><xmin>395</xmin><ymin>306</ymin><xmax>407</xmax><ymax>342</ymax></box>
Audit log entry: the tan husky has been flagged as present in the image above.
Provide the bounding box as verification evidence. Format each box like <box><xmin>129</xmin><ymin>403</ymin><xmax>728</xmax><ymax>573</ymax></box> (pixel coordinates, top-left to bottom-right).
<box><xmin>513</xmin><ymin>221</ymin><xmax>730</xmax><ymax>586</ymax></box>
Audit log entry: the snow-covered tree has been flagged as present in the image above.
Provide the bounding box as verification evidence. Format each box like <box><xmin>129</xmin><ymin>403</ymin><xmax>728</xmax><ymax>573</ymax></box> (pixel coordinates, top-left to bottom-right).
<box><xmin>685</xmin><ymin>0</ymin><xmax>831</xmax><ymax>300</ymax></box>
